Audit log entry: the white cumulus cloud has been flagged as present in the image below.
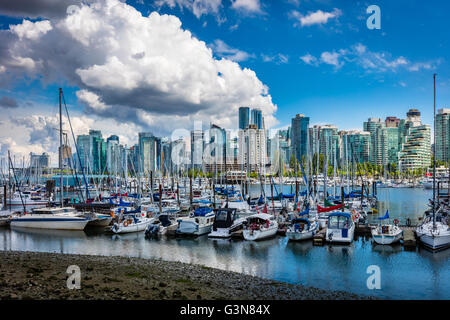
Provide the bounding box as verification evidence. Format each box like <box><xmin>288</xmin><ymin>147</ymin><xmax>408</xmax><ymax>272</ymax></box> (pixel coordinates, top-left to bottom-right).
<box><xmin>0</xmin><ymin>0</ymin><xmax>278</xmax><ymax>136</ymax></box>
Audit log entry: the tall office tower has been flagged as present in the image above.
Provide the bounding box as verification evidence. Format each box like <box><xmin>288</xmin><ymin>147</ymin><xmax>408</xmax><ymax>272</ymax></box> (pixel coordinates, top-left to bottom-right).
<box><xmin>251</xmin><ymin>108</ymin><xmax>263</xmax><ymax>129</ymax></box>
<box><xmin>138</xmin><ymin>132</ymin><xmax>161</xmax><ymax>173</ymax></box>
<box><xmin>76</xmin><ymin>134</ymin><xmax>92</xmax><ymax>173</ymax></box>
<box><xmin>398</xmin><ymin>109</ymin><xmax>431</xmax><ymax>171</ymax></box>
<box><xmin>291</xmin><ymin>114</ymin><xmax>310</xmax><ymax>162</ymax></box>
<box><xmin>238</xmin><ymin>124</ymin><xmax>267</xmax><ymax>173</ymax></box>
<box><xmin>436</xmin><ymin>108</ymin><xmax>450</xmax><ymax>163</ymax></box>
<box><xmin>106</xmin><ymin>135</ymin><xmax>121</xmax><ymax>175</ymax></box>
<box><xmin>239</xmin><ymin>107</ymin><xmax>250</xmax><ymax>130</ymax></box>
<box><xmin>190</xmin><ymin>130</ymin><xmax>204</xmax><ymax>169</ymax></box>
<box><xmin>363</xmin><ymin>117</ymin><xmax>384</xmax><ymax>165</ymax></box>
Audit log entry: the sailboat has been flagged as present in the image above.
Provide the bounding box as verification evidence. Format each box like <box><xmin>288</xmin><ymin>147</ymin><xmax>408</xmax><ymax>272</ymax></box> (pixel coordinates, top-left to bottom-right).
<box><xmin>416</xmin><ymin>74</ymin><xmax>450</xmax><ymax>251</ymax></box>
<box><xmin>371</xmin><ymin>210</ymin><xmax>403</xmax><ymax>245</ymax></box>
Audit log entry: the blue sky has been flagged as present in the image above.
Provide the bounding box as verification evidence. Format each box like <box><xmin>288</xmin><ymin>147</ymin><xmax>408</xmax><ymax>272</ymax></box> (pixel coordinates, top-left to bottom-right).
<box><xmin>0</xmin><ymin>0</ymin><xmax>448</xmax><ymax>160</ymax></box>
<box><xmin>145</xmin><ymin>0</ymin><xmax>449</xmax><ymax>128</ymax></box>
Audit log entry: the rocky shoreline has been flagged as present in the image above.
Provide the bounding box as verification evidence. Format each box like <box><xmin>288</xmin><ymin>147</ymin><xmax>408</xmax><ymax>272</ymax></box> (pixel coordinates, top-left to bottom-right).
<box><xmin>0</xmin><ymin>250</ymin><xmax>374</xmax><ymax>300</ymax></box>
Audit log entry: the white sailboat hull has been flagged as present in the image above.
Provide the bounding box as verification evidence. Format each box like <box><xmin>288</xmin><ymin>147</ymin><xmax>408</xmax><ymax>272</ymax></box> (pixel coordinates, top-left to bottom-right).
<box><xmin>419</xmin><ymin>233</ymin><xmax>450</xmax><ymax>250</ymax></box>
<box><xmin>372</xmin><ymin>229</ymin><xmax>403</xmax><ymax>245</ymax></box>
<box><xmin>286</xmin><ymin>222</ymin><xmax>318</xmax><ymax>241</ymax></box>
<box><xmin>112</xmin><ymin>218</ymin><xmax>153</xmax><ymax>234</ymax></box>
<box><xmin>243</xmin><ymin>225</ymin><xmax>278</xmax><ymax>241</ymax></box>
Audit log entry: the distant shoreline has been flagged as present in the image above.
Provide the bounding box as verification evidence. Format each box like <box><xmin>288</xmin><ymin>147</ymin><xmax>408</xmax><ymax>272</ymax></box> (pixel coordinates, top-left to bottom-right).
<box><xmin>0</xmin><ymin>250</ymin><xmax>373</xmax><ymax>300</ymax></box>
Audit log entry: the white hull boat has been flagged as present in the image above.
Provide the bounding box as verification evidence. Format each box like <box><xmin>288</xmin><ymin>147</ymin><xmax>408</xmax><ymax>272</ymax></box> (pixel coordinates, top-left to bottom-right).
<box><xmin>417</xmin><ymin>220</ymin><xmax>450</xmax><ymax>251</ymax></box>
<box><xmin>112</xmin><ymin>216</ymin><xmax>153</xmax><ymax>234</ymax></box>
<box><xmin>208</xmin><ymin>208</ymin><xmax>246</xmax><ymax>238</ymax></box>
<box><xmin>176</xmin><ymin>207</ymin><xmax>215</xmax><ymax>236</ymax></box>
<box><xmin>326</xmin><ymin>212</ymin><xmax>355</xmax><ymax>244</ymax></box>
<box><xmin>243</xmin><ymin>213</ymin><xmax>278</xmax><ymax>241</ymax></box>
<box><xmin>10</xmin><ymin>207</ymin><xmax>89</xmax><ymax>230</ymax></box>
<box><xmin>286</xmin><ymin>218</ymin><xmax>318</xmax><ymax>241</ymax></box>
<box><xmin>371</xmin><ymin>225</ymin><xmax>403</xmax><ymax>245</ymax></box>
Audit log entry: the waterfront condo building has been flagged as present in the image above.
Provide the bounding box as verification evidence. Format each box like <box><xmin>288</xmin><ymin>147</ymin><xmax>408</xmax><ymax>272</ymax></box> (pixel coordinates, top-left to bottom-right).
<box><xmin>398</xmin><ymin>109</ymin><xmax>431</xmax><ymax>171</ymax></box>
<box><xmin>435</xmin><ymin>108</ymin><xmax>450</xmax><ymax>164</ymax></box>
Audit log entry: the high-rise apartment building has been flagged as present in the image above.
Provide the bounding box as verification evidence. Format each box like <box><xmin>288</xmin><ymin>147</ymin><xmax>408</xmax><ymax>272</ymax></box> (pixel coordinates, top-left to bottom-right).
<box><xmin>436</xmin><ymin>108</ymin><xmax>450</xmax><ymax>163</ymax></box>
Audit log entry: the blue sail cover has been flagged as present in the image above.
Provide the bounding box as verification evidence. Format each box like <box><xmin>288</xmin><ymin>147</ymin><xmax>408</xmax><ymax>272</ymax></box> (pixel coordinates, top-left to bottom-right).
<box><xmin>378</xmin><ymin>210</ymin><xmax>389</xmax><ymax>220</ymax></box>
<box><xmin>194</xmin><ymin>207</ymin><xmax>213</xmax><ymax>216</ymax></box>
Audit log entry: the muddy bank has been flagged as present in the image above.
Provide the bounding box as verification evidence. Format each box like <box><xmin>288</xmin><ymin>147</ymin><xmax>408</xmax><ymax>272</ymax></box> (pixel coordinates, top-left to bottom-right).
<box><xmin>0</xmin><ymin>250</ymin><xmax>373</xmax><ymax>300</ymax></box>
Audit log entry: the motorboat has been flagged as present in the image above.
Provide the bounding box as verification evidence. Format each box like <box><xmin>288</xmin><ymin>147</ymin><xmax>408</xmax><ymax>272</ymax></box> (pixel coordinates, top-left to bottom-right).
<box><xmin>243</xmin><ymin>213</ymin><xmax>278</xmax><ymax>241</ymax></box>
<box><xmin>6</xmin><ymin>191</ymin><xmax>49</xmax><ymax>208</ymax></box>
<box><xmin>176</xmin><ymin>207</ymin><xmax>215</xmax><ymax>236</ymax></box>
<box><xmin>145</xmin><ymin>213</ymin><xmax>177</xmax><ymax>237</ymax></box>
<box><xmin>371</xmin><ymin>210</ymin><xmax>403</xmax><ymax>245</ymax></box>
<box><xmin>326</xmin><ymin>212</ymin><xmax>355</xmax><ymax>244</ymax></box>
<box><xmin>208</xmin><ymin>208</ymin><xmax>246</xmax><ymax>238</ymax></box>
<box><xmin>10</xmin><ymin>207</ymin><xmax>89</xmax><ymax>230</ymax></box>
<box><xmin>286</xmin><ymin>217</ymin><xmax>319</xmax><ymax>241</ymax></box>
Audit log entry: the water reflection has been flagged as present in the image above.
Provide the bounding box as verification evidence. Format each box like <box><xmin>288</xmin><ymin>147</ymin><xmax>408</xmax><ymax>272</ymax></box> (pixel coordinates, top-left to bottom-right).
<box><xmin>0</xmin><ymin>188</ymin><xmax>448</xmax><ymax>299</ymax></box>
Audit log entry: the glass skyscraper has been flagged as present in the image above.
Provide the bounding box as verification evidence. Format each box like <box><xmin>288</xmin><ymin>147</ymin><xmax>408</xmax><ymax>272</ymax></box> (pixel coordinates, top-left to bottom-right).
<box><xmin>291</xmin><ymin>114</ymin><xmax>310</xmax><ymax>162</ymax></box>
<box><xmin>239</xmin><ymin>107</ymin><xmax>250</xmax><ymax>130</ymax></box>
<box><xmin>251</xmin><ymin>108</ymin><xmax>263</xmax><ymax>129</ymax></box>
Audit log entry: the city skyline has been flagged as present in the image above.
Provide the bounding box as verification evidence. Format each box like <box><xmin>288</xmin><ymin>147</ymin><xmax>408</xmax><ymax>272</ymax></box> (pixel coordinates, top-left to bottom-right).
<box><xmin>0</xmin><ymin>0</ymin><xmax>449</xmax><ymax>165</ymax></box>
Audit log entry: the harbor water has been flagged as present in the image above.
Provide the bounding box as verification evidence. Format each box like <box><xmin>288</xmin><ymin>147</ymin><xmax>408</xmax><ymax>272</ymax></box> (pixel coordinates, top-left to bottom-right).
<box><xmin>0</xmin><ymin>188</ymin><xmax>448</xmax><ymax>299</ymax></box>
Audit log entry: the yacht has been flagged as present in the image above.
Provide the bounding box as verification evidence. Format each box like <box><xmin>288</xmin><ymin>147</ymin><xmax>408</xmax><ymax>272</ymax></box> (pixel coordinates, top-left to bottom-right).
<box><xmin>145</xmin><ymin>213</ymin><xmax>177</xmax><ymax>237</ymax></box>
<box><xmin>243</xmin><ymin>213</ymin><xmax>278</xmax><ymax>241</ymax></box>
<box><xmin>208</xmin><ymin>208</ymin><xmax>246</xmax><ymax>238</ymax></box>
<box><xmin>176</xmin><ymin>207</ymin><xmax>215</xmax><ymax>236</ymax></box>
<box><xmin>326</xmin><ymin>212</ymin><xmax>355</xmax><ymax>244</ymax></box>
<box><xmin>10</xmin><ymin>207</ymin><xmax>89</xmax><ymax>230</ymax></box>
<box><xmin>6</xmin><ymin>191</ymin><xmax>49</xmax><ymax>208</ymax></box>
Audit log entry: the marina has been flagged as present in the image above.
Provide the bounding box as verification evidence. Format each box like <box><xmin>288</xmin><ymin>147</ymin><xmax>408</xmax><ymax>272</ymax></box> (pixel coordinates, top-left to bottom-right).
<box><xmin>0</xmin><ymin>186</ymin><xmax>448</xmax><ymax>300</ymax></box>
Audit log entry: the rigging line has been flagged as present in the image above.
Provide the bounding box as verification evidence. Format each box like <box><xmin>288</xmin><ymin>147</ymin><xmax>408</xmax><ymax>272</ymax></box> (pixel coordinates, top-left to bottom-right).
<box><xmin>61</xmin><ymin>90</ymin><xmax>91</xmax><ymax>200</ymax></box>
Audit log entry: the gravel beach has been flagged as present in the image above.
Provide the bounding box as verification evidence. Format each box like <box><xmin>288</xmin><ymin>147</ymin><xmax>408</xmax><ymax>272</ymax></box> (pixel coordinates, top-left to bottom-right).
<box><xmin>0</xmin><ymin>250</ymin><xmax>373</xmax><ymax>300</ymax></box>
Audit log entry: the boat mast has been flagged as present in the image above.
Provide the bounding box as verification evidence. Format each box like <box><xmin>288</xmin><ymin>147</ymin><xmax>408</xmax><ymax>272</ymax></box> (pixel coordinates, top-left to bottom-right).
<box><xmin>432</xmin><ymin>74</ymin><xmax>437</xmax><ymax>229</ymax></box>
<box><xmin>59</xmin><ymin>88</ymin><xmax>64</xmax><ymax>208</ymax></box>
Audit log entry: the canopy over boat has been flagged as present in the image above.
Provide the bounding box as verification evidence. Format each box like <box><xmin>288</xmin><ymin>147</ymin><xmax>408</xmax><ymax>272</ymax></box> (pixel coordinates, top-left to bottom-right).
<box><xmin>212</xmin><ymin>208</ymin><xmax>237</xmax><ymax>229</ymax></box>
<box><xmin>328</xmin><ymin>212</ymin><xmax>352</xmax><ymax>219</ymax></box>
<box><xmin>194</xmin><ymin>207</ymin><xmax>213</xmax><ymax>216</ymax></box>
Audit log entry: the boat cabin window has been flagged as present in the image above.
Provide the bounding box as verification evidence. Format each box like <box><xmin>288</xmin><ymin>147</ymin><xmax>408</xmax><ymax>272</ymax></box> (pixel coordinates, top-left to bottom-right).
<box><xmin>215</xmin><ymin>210</ymin><xmax>229</xmax><ymax>222</ymax></box>
<box><xmin>328</xmin><ymin>216</ymin><xmax>350</xmax><ymax>229</ymax></box>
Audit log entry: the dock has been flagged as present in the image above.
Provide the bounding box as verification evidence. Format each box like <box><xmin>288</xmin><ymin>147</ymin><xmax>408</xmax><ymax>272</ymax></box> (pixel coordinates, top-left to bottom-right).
<box><xmin>313</xmin><ymin>228</ymin><xmax>327</xmax><ymax>246</ymax></box>
<box><xmin>402</xmin><ymin>229</ymin><xmax>417</xmax><ymax>250</ymax></box>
